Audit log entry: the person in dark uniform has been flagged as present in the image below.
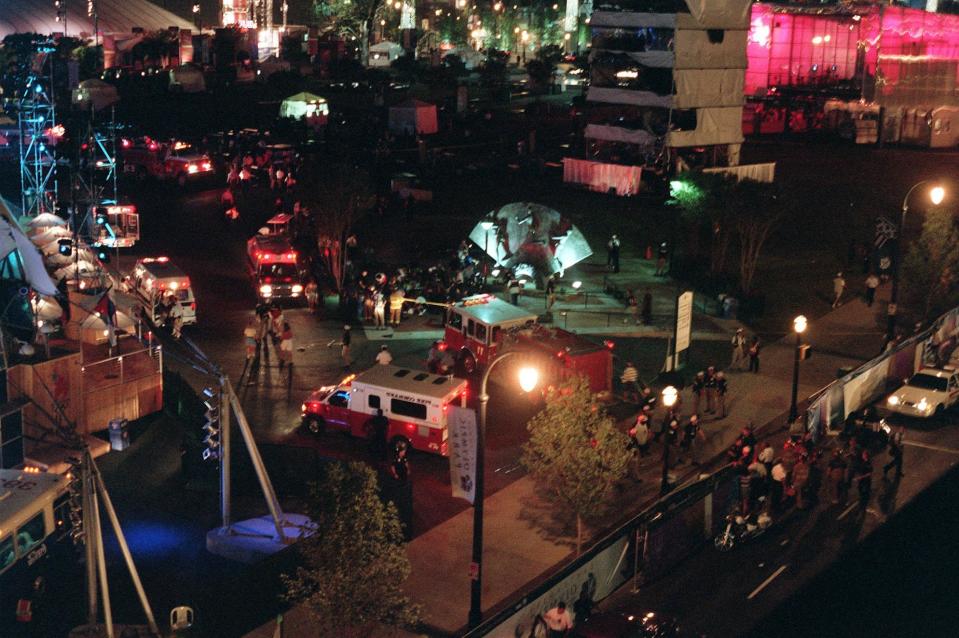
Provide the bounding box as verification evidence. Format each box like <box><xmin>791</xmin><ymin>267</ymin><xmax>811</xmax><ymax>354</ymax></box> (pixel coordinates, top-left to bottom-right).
<box><xmin>366</xmin><ymin>409</ymin><xmax>390</xmax><ymax>461</ymax></box>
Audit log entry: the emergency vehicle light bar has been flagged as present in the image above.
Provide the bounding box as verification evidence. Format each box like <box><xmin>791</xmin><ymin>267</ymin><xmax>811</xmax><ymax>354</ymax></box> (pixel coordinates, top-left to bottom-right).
<box><xmin>461</xmin><ymin>294</ymin><xmax>494</xmax><ymax>307</ymax></box>
<box><xmin>141</xmin><ymin>256</ymin><xmax>170</xmax><ymax>263</ymax></box>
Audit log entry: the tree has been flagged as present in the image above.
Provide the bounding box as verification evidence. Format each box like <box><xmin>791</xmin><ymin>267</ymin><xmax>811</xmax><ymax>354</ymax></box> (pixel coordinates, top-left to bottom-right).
<box><xmin>902</xmin><ymin>206</ymin><xmax>959</xmax><ymax>322</ymax></box>
<box><xmin>521</xmin><ymin>377</ymin><xmax>632</xmax><ymax>555</ymax></box>
<box><xmin>295</xmin><ymin>160</ymin><xmax>373</xmax><ymax>293</ymax></box>
<box><xmin>525</xmin><ymin>58</ymin><xmax>553</xmax><ymax>94</ymax></box>
<box><xmin>313</xmin><ymin>0</ymin><xmax>387</xmax><ymax>64</ymax></box>
<box><xmin>669</xmin><ymin>171</ymin><xmax>735</xmax><ymax>277</ymax></box>
<box><xmin>729</xmin><ymin>179</ymin><xmax>785</xmax><ymax>295</ymax></box>
<box><xmin>479</xmin><ymin>50</ymin><xmax>509</xmax><ymax>101</ymax></box>
<box><xmin>282</xmin><ymin>462</ymin><xmax>420</xmax><ymax>637</ymax></box>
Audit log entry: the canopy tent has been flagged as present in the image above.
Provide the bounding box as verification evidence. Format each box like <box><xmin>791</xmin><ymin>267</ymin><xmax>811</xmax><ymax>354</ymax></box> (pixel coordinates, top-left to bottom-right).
<box><xmin>369</xmin><ymin>41</ymin><xmax>404</xmax><ymax>67</ymax></box>
<box><xmin>32</xmin><ymin>295</ymin><xmax>63</xmax><ymax>322</ymax></box>
<box><xmin>388</xmin><ymin>99</ymin><xmax>438</xmax><ymax>136</ymax></box>
<box><xmin>71</xmin><ymin>79</ymin><xmax>120</xmax><ymax>111</ymax></box>
<box><xmin>53</xmin><ymin>260</ymin><xmax>101</xmax><ymax>282</ymax></box>
<box><xmin>46</xmin><ymin>248</ymin><xmax>97</xmax><ymax>267</ymax></box>
<box><xmin>468</xmin><ymin>202</ymin><xmax>592</xmax><ymax>280</ymax></box>
<box><xmin>0</xmin><ymin>0</ymin><xmax>194</xmax><ymax>40</ymax></box>
<box><xmin>279</xmin><ymin>92</ymin><xmax>329</xmax><ymax>125</ymax></box>
<box><xmin>31</xmin><ymin>226</ymin><xmax>72</xmax><ymax>245</ymax></box>
<box><xmin>169</xmin><ymin>65</ymin><xmax>206</xmax><ymax>93</ymax></box>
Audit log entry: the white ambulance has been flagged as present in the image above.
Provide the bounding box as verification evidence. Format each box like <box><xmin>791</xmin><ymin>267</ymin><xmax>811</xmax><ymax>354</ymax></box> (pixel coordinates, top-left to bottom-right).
<box><xmin>128</xmin><ymin>257</ymin><xmax>197</xmax><ymax>326</ymax></box>
<box><xmin>301</xmin><ymin>365</ymin><xmax>468</xmax><ymax>456</ymax></box>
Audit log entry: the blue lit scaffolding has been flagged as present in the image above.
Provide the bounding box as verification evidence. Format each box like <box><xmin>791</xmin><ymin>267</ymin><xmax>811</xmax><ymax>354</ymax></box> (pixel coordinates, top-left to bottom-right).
<box><xmin>17</xmin><ymin>46</ymin><xmax>58</xmax><ymax>218</ymax></box>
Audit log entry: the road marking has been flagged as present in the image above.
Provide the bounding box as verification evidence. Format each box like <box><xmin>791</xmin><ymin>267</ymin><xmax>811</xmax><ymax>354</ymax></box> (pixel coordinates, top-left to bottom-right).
<box><xmin>747</xmin><ymin>564</ymin><xmax>788</xmax><ymax>600</ymax></box>
<box><xmin>903</xmin><ymin>440</ymin><xmax>959</xmax><ymax>455</ymax></box>
<box><xmin>837</xmin><ymin>503</ymin><xmax>858</xmax><ymax>521</ymax></box>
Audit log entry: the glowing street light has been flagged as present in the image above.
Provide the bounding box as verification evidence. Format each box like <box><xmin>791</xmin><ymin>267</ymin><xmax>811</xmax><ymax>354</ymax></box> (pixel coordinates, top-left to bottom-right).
<box><xmin>469</xmin><ymin>352</ymin><xmax>539</xmax><ymax>628</ymax></box>
<box><xmin>789</xmin><ymin>315</ymin><xmax>808</xmax><ymax>422</ymax></box>
<box><xmin>661</xmin><ymin>385</ymin><xmax>678</xmax><ymax>408</ymax></box>
<box><xmin>890</xmin><ymin>181</ymin><xmax>947</xmax><ymax>339</ymax></box>
<box><xmin>660</xmin><ymin>385</ymin><xmax>679</xmax><ymax>495</ymax></box>
<box><xmin>572</xmin><ymin>280</ymin><xmax>582</xmax><ymax>290</ymax></box>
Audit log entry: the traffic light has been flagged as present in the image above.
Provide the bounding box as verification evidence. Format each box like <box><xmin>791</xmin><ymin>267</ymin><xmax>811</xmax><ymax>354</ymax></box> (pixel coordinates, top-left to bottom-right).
<box><xmin>201</xmin><ymin>386</ymin><xmax>220</xmax><ymax>461</ymax></box>
<box><xmin>58</xmin><ymin>238</ymin><xmax>72</xmax><ymax>256</ymax></box>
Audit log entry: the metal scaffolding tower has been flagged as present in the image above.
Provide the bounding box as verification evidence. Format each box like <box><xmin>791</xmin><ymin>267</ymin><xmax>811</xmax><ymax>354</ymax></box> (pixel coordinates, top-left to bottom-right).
<box><xmin>17</xmin><ymin>44</ymin><xmax>58</xmax><ymax>218</ymax></box>
<box><xmin>75</xmin><ymin>105</ymin><xmax>119</xmax><ymax>211</ymax></box>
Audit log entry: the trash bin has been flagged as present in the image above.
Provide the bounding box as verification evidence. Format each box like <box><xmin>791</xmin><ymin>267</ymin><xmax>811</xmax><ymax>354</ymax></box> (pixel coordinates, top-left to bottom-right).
<box><xmin>108</xmin><ymin>418</ymin><xmax>130</xmax><ymax>452</ymax></box>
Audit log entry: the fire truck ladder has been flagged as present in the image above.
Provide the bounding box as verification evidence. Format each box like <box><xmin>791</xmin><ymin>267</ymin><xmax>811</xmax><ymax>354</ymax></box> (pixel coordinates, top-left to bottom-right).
<box><xmin>17</xmin><ymin>45</ymin><xmax>58</xmax><ymax>218</ymax></box>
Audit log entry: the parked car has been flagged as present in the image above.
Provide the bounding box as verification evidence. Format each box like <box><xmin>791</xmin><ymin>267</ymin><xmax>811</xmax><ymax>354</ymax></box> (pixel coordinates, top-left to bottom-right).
<box><xmin>885</xmin><ymin>367</ymin><xmax>959</xmax><ymax>418</ymax></box>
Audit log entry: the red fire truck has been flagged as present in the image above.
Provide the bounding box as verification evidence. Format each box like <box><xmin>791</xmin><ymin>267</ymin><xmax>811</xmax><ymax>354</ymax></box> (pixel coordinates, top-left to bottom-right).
<box><xmin>120</xmin><ymin>137</ymin><xmax>214</xmax><ymax>185</ymax></box>
<box><xmin>300</xmin><ymin>366</ymin><xmax>469</xmax><ymax>456</ymax></box>
<box><xmin>444</xmin><ymin>294</ymin><xmax>612</xmax><ymax>393</ymax></box>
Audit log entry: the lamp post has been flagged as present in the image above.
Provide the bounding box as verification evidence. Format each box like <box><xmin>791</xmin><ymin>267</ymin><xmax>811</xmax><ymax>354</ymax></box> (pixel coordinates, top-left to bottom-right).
<box><xmin>788</xmin><ymin>315</ymin><xmax>807</xmax><ymax>423</ymax></box>
<box><xmin>660</xmin><ymin>385</ymin><xmax>677</xmax><ymax>496</ymax></box>
<box><xmin>192</xmin><ymin>3</ymin><xmax>201</xmax><ymax>30</ymax></box>
<box><xmin>469</xmin><ymin>352</ymin><xmax>539</xmax><ymax>628</ymax></box>
<box><xmin>521</xmin><ymin>30</ymin><xmax>529</xmax><ymax>63</ymax></box>
<box><xmin>889</xmin><ymin>181</ymin><xmax>945</xmax><ymax>340</ymax></box>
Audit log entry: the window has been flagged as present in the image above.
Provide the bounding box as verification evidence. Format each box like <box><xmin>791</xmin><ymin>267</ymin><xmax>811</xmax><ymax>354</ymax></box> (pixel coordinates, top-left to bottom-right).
<box><xmin>391</xmin><ymin>398</ymin><xmax>427</xmax><ymax>420</ymax></box>
<box><xmin>413</xmin><ymin>373</ymin><xmax>429</xmax><ymax>381</ymax></box>
<box><xmin>707</xmin><ymin>29</ymin><xmax>725</xmax><ymax>44</ymax></box>
<box><xmin>448</xmin><ymin>311</ymin><xmax>463</xmax><ymax>331</ymax></box>
<box><xmin>393</xmin><ymin>369</ymin><xmax>411</xmax><ymax>378</ymax></box>
<box><xmin>467</xmin><ymin>319</ymin><xmax>476</xmax><ymax>337</ymax></box>
<box><xmin>328</xmin><ymin>390</ymin><xmax>350</xmax><ymax>408</ymax></box>
<box><xmin>475</xmin><ymin>323</ymin><xmax>488</xmax><ymax>343</ymax></box>
<box><xmin>492</xmin><ymin>326</ymin><xmax>502</xmax><ymax>343</ymax></box>
<box><xmin>53</xmin><ymin>493</ymin><xmax>71</xmax><ymax>540</ymax></box>
<box><xmin>0</xmin><ymin>535</ymin><xmax>13</xmax><ymax>573</ymax></box>
<box><xmin>368</xmin><ymin>395</ymin><xmax>381</xmax><ymax>409</ymax></box>
<box><xmin>907</xmin><ymin>374</ymin><xmax>947</xmax><ymax>392</ymax></box>
<box><xmin>16</xmin><ymin>512</ymin><xmax>46</xmax><ymax>557</ymax></box>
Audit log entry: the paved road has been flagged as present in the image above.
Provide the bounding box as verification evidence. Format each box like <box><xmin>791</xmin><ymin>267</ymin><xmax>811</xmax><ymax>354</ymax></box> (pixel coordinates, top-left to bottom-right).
<box><xmin>592</xmin><ymin>411</ymin><xmax>959</xmax><ymax>638</ymax></box>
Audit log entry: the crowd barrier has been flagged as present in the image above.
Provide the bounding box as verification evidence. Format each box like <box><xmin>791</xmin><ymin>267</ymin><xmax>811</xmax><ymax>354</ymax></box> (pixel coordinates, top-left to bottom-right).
<box><xmin>805</xmin><ymin>306</ymin><xmax>959</xmax><ymax>438</ymax></box>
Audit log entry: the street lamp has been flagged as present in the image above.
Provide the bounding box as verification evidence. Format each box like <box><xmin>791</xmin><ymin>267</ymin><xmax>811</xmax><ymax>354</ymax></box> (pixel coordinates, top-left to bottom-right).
<box><xmin>788</xmin><ymin>315</ymin><xmax>807</xmax><ymax>422</ymax></box>
<box><xmin>521</xmin><ymin>30</ymin><xmax>529</xmax><ymax>63</ymax></box>
<box><xmin>192</xmin><ymin>3</ymin><xmax>201</xmax><ymax>30</ymax></box>
<box><xmin>889</xmin><ymin>181</ymin><xmax>946</xmax><ymax>339</ymax></box>
<box><xmin>660</xmin><ymin>385</ymin><xmax>678</xmax><ymax>495</ymax></box>
<box><xmin>469</xmin><ymin>352</ymin><xmax>539</xmax><ymax>628</ymax></box>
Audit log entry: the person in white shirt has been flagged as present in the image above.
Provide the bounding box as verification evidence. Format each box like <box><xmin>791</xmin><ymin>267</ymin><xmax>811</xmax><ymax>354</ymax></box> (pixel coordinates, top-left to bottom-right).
<box><xmin>375</xmin><ymin>345</ymin><xmax>393</xmax><ymax>366</ymax></box>
<box><xmin>543</xmin><ymin>601</ymin><xmax>574</xmax><ymax>637</ymax></box>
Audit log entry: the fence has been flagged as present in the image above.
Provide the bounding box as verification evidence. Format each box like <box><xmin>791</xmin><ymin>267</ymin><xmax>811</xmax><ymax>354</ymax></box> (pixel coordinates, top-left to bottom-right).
<box><xmin>804</xmin><ymin>305</ymin><xmax>959</xmax><ymax>439</ymax></box>
<box><xmin>463</xmin><ymin>465</ymin><xmax>739</xmax><ymax>638</ymax></box>
<box><xmin>80</xmin><ymin>345</ymin><xmax>162</xmax><ymax>392</ymax></box>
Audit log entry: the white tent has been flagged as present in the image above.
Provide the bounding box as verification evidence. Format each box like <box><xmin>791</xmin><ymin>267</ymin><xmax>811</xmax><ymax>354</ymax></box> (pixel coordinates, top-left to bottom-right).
<box><xmin>369</xmin><ymin>41</ymin><xmax>404</xmax><ymax>68</ymax></box>
<box><xmin>31</xmin><ymin>226</ymin><xmax>72</xmax><ymax>246</ymax></box>
<box><xmin>279</xmin><ymin>92</ymin><xmax>329</xmax><ymax>124</ymax></box>
<box><xmin>71</xmin><ymin>79</ymin><xmax>120</xmax><ymax>111</ymax></box>
<box><xmin>32</xmin><ymin>295</ymin><xmax>63</xmax><ymax>322</ymax></box>
<box><xmin>388</xmin><ymin>99</ymin><xmax>439</xmax><ymax>136</ymax></box>
<box><xmin>169</xmin><ymin>65</ymin><xmax>206</xmax><ymax>93</ymax></box>
<box><xmin>25</xmin><ymin>212</ymin><xmax>68</xmax><ymax>230</ymax></box>
<box><xmin>53</xmin><ymin>260</ymin><xmax>100</xmax><ymax>282</ymax></box>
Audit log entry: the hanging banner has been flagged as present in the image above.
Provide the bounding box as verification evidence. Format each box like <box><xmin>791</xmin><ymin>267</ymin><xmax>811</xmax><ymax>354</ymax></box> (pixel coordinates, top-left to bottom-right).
<box><xmin>448</xmin><ymin>406</ymin><xmax>477</xmax><ymax>504</ymax></box>
<box><xmin>675</xmin><ymin>291</ymin><xmax>694</xmax><ymax>353</ymax></box>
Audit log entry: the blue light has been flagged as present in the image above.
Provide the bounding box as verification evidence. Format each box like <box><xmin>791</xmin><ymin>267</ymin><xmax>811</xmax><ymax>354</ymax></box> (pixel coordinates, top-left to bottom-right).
<box><xmin>34</xmin><ymin>84</ymin><xmax>43</xmax><ymax>93</ymax></box>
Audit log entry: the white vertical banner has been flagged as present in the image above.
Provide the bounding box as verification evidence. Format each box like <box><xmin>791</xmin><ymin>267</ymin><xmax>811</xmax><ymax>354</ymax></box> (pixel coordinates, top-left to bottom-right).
<box><xmin>675</xmin><ymin>290</ymin><xmax>694</xmax><ymax>354</ymax></box>
<box><xmin>448</xmin><ymin>406</ymin><xmax>477</xmax><ymax>504</ymax></box>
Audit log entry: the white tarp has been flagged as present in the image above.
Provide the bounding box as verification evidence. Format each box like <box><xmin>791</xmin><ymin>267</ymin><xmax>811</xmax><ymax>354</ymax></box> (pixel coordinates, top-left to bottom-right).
<box><xmin>673</xmin><ymin>69</ymin><xmax>745</xmax><ymax>108</ymax></box>
<box><xmin>586</xmin><ymin>87</ymin><xmax>672</xmax><ymax>108</ymax></box>
<box><xmin>388</xmin><ymin>100</ymin><xmax>438</xmax><ymax>135</ymax></box>
<box><xmin>703</xmin><ymin>162</ymin><xmax>776</xmax><ymax>183</ymax></box>
<box><xmin>668</xmin><ymin>106</ymin><xmax>745</xmax><ymax>147</ymax></box>
<box><xmin>584</xmin><ymin>123</ymin><xmax>657</xmax><ymax>146</ymax></box>
<box><xmin>589</xmin><ymin>11</ymin><xmax>675</xmax><ymax>28</ymax></box>
<box><xmin>679</xmin><ymin>0</ymin><xmax>752</xmax><ymax>29</ymax></box>
<box><xmin>674</xmin><ymin>29</ymin><xmax>748</xmax><ymax>70</ymax></box>
<box><xmin>842</xmin><ymin>357</ymin><xmax>890</xmax><ymax>418</ymax></box>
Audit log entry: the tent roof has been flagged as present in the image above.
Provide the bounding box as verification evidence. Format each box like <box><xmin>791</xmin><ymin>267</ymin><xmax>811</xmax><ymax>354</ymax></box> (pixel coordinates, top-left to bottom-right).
<box><xmin>370</xmin><ymin>40</ymin><xmax>404</xmax><ymax>51</ymax></box>
<box><xmin>0</xmin><ymin>0</ymin><xmax>194</xmax><ymax>40</ymax></box>
<box><xmin>283</xmin><ymin>91</ymin><xmax>326</xmax><ymax>104</ymax></box>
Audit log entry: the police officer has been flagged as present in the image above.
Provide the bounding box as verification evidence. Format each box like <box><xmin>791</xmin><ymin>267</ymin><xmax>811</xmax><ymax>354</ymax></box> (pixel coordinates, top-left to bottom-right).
<box><xmin>715</xmin><ymin>371</ymin><xmax>728</xmax><ymax>419</ymax></box>
<box><xmin>704</xmin><ymin>366</ymin><xmax>717</xmax><ymax>413</ymax></box>
<box><xmin>691</xmin><ymin>371</ymin><xmax>706</xmax><ymax>415</ymax></box>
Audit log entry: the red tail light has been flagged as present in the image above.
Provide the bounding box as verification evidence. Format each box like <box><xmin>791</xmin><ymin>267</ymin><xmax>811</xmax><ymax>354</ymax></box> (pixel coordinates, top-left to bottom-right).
<box><xmin>190</xmin><ymin>302</ymin><xmax>196</xmax><ymax>310</ymax></box>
